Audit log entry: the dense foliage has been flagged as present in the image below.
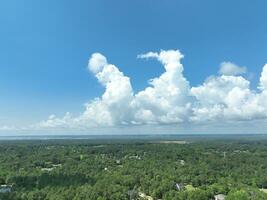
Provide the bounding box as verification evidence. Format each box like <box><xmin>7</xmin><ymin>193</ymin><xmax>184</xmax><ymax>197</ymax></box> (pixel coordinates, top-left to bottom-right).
<box><xmin>1</xmin><ymin>138</ymin><xmax>267</xmax><ymax>199</ymax></box>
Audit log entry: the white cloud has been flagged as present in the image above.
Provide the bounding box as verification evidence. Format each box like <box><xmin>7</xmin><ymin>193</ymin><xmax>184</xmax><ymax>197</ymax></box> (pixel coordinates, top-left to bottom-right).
<box><xmin>0</xmin><ymin>125</ymin><xmax>17</xmax><ymax>131</ymax></box>
<box><xmin>38</xmin><ymin>113</ymin><xmax>73</xmax><ymax>129</ymax></box>
<box><xmin>88</xmin><ymin>53</ymin><xmax>107</xmax><ymax>74</ymax></box>
<box><xmin>133</xmin><ymin>50</ymin><xmax>191</xmax><ymax>124</ymax></box>
<box><xmin>33</xmin><ymin>50</ymin><xmax>267</xmax><ymax>132</ymax></box>
<box><xmin>191</xmin><ymin>75</ymin><xmax>265</xmax><ymax>122</ymax></box>
<box><xmin>137</xmin><ymin>52</ymin><xmax>159</xmax><ymax>59</ymax></box>
<box><xmin>259</xmin><ymin>64</ymin><xmax>267</xmax><ymax>90</ymax></box>
<box><xmin>38</xmin><ymin>53</ymin><xmax>134</xmax><ymax>129</ymax></box>
<box><xmin>218</xmin><ymin>62</ymin><xmax>247</xmax><ymax>76</ymax></box>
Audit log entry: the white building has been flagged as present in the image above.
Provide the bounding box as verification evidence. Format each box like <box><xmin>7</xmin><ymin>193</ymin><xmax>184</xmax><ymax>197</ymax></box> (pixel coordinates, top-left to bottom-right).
<box><xmin>214</xmin><ymin>194</ymin><xmax>226</xmax><ymax>200</ymax></box>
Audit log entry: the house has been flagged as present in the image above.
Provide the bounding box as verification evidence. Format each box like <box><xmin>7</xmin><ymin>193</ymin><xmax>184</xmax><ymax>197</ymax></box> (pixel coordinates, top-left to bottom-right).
<box><xmin>40</xmin><ymin>163</ymin><xmax>62</xmax><ymax>172</ymax></box>
<box><xmin>214</xmin><ymin>194</ymin><xmax>226</xmax><ymax>200</ymax></box>
<box><xmin>52</xmin><ymin>164</ymin><xmax>62</xmax><ymax>168</ymax></box>
<box><xmin>41</xmin><ymin>167</ymin><xmax>54</xmax><ymax>172</ymax></box>
<box><xmin>0</xmin><ymin>185</ymin><xmax>12</xmax><ymax>193</ymax></box>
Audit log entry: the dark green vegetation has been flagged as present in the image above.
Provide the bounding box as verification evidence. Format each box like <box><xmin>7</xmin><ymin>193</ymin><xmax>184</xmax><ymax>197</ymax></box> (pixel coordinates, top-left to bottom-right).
<box><xmin>1</xmin><ymin>135</ymin><xmax>267</xmax><ymax>200</ymax></box>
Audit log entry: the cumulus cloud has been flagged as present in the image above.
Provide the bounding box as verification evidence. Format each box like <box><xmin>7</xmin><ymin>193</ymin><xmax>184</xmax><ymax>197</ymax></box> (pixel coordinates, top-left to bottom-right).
<box><xmin>191</xmin><ymin>75</ymin><xmax>265</xmax><ymax>122</ymax></box>
<box><xmin>218</xmin><ymin>62</ymin><xmax>247</xmax><ymax>76</ymax></box>
<box><xmin>38</xmin><ymin>52</ymin><xmax>134</xmax><ymax>129</ymax></box>
<box><xmin>259</xmin><ymin>64</ymin><xmax>267</xmax><ymax>90</ymax></box>
<box><xmin>133</xmin><ymin>50</ymin><xmax>191</xmax><ymax>124</ymax></box>
<box><xmin>88</xmin><ymin>53</ymin><xmax>107</xmax><ymax>74</ymax></box>
<box><xmin>36</xmin><ymin>50</ymin><xmax>267</xmax><ymax>131</ymax></box>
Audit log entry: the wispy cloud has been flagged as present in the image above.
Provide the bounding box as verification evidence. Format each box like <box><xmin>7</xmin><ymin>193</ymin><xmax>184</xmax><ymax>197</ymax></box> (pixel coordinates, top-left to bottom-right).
<box><xmin>218</xmin><ymin>62</ymin><xmax>247</xmax><ymax>76</ymax></box>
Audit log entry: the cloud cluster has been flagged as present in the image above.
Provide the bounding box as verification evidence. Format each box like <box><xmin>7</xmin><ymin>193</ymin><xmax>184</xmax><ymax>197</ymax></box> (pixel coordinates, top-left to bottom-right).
<box><xmin>38</xmin><ymin>50</ymin><xmax>267</xmax><ymax>130</ymax></box>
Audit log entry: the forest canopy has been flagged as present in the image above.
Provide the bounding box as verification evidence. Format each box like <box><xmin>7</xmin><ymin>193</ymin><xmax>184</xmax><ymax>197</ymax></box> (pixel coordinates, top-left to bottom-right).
<box><xmin>1</xmin><ymin>136</ymin><xmax>267</xmax><ymax>200</ymax></box>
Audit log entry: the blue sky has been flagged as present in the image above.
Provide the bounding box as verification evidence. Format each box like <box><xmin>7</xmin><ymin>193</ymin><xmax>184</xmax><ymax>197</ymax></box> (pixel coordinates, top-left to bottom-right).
<box><xmin>1</xmin><ymin>0</ymin><xmax>267</xmax><ymax>134</ymax></box>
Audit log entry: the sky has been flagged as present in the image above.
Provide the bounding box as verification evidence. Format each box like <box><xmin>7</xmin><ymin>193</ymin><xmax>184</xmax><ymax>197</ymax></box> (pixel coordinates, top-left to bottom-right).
<box><xmin>1</xmin><ymin>0</ymin><xmax>267</xmax><ymax>135</ymax></box>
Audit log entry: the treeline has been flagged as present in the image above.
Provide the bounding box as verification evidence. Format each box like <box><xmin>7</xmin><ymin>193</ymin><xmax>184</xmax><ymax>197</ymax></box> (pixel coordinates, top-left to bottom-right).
<box><xmin>1</xmin><ymin>140</ymin><xmax>267</xmax><ymax>199</ymax></box>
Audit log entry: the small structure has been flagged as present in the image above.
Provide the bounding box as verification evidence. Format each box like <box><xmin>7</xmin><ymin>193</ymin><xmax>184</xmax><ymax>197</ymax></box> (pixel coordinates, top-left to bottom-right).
<box><xmin>0</xmin><ymin>185</ymin><xmax>12</xmax><ymax>193</ymax></box>
<box><xmin>116</xmin><ymin>160</ymin><xmax>121</xmax><ymax>164</ymax></box>
<box><xmin>129</xmin><ymin>155</ymin><xmax>141</xmax><ymax>160</ymax></box>
<box><xmin>214</xmin><ymin>194</ymin><xmax>226</xmax><ymax>200</ymax></box>
<box><xmin>175</xmin><ymin>183</ymin><xmax>183</xmax><ymax>191</ymax></box>
<box><xmin>138</xmin><ymin>192</ymin><xmax>153</xmax><ymax>200</ymax></box>
<box><xmin>41</xmin><ymin>167</ymin><xmax>54</xmax><ymax>172</ymax></box>
<box><xmin>52</xmin><ymin>164</ymin><xmax>62</xmax><ymax>168</ymax></box>
<box><xmin>180</xmin><ymin>160</ymin><xmax>185</xmax><ymax>165</ymax></box>
<box><xmin>40</xmin><ymin>163</ymin><xmax>62</xmax><ymax>172</ymax></box>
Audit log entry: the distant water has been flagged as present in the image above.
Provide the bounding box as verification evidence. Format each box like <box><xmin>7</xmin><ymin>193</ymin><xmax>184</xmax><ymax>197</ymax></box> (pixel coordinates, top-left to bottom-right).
<box><xmin>0</xmin><ymin>134</ymin><xmax>181</xmax><ymax>141</ymax></box>
<box><xmin>0</xmin><ymin>135</ymin><xmax>124</xmax><ymax>140</ymax></box>
<box><xmin>0</xmin><ymin>134</ymin><xmax>267</xmax><ymax>141</ymax></box>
